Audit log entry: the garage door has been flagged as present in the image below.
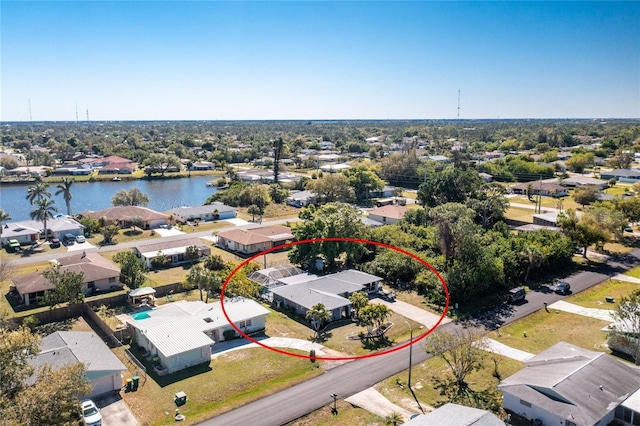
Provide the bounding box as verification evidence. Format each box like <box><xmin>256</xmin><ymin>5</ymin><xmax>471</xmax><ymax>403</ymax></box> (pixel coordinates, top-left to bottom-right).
<box><xmin>89</xmin><ymin>373</ymin><xmax>119</xmax><ymax>398</ymax></box>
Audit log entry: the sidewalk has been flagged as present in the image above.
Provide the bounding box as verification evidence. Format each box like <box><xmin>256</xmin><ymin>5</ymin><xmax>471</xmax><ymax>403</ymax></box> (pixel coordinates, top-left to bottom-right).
<box><xmin>548</xmin><ymin>300</ymin><xmax>614</xmax><ymax>321</ymax></box>
<box><xmin>345</xmin><ymin>387</ymin><xmax>415</xmax><ymax>422</ymax></box>
<box><xmin>613</xmin><ymin>274</ymin><xmax>640</xmax><ymax>284</ymax></box>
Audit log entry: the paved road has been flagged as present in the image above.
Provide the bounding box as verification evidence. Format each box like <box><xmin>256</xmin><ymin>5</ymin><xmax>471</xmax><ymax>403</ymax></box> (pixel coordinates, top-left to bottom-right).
<box><xmin>9</xmin><ymin>217</ymin><xmax>299</xmax><ymax>266</ymax></box>
<box><xmin>199</xmin><ymin>249</ymin><xmax>640</xmax><ymax>426</ymax></box>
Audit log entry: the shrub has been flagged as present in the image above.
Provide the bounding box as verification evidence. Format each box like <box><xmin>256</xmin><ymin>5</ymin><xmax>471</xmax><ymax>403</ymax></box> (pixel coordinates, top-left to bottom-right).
<box><xmin>223</xmin><ymin>329</ymin><xmax>237</xmax><ymax>341</ymax></box>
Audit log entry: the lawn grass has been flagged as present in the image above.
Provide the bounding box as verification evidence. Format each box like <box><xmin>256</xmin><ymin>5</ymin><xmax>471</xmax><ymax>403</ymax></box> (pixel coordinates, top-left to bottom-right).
<box><xmin>146</xmin><ymin>264</ymin><xmax>192</xmax><ymax>286</ymax></box>
<box><xmin>504</xmin><ymin>207</ymin><xmax>534</xmax><ymax>223</ymax></box>
<box><xmin>375</xmin><ymin>353</ymin><xmax>524</xmax><ymax>415</ymax></box>
<box><xmin>624</xmin><ymin>266</ymin><xmax>640</xmax><ymax>279</ymax></box>
<box><xmin>236</xmin><ymin>203</ymin><xmax>300</xmax><ymax>221</ymax></box>
<box><xmin>567</xmin><ymin>279</ymin><xmax>640</xmax><ymax>309</ymax></box>
<box><xmin>286</xmin><ymin>400</ymin><xmax>384</xmax><ymax>426</ymax></box>
<box><xmin>116</xmin><ymin>346</ymin><xmax>323</xmax><ymax>425</ymax></box>
<box><xmin>510</xmin><ymin>195</ymin><xmax>577</xmax><ymax>210</ymax></box>
<box><xmin>86</xmin><ymin>228</ymin><xmax>160</xmax><ymax>246</ymax></box>
<box><xmin>180</xmin><ymin>221</ymin><xmax>228</xmax><ymax>234</ymax></box>
<box><xmin>486</xmin><ymin>310</ymin><xmax>610</xmax><ymax>354</ymax></box>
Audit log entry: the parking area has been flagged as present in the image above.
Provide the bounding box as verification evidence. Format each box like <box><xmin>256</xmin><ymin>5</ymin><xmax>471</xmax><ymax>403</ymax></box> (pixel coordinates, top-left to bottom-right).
<box><xmin>94</xmin><ymin>392</ymin><xmax>139</xmax><ymax>426</ymax></box>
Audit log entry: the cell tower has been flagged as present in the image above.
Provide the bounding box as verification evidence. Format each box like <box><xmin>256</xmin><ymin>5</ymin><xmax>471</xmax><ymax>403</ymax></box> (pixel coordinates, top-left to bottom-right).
<box><xmin>86</xmin><ymin>107</ymin><xmax>89</xmax><ymax>123</ymax></box>
<box><xmin>28</xmin><ymin>98</ymin><xmax>32</xmax><ymax>122</ymax></box>
<box><xmin>76</xmin><ymin>103</ymin><xmax>79</xmax><ymax>124</ymax></box>
<box><xmin>457</xmin><ymin>90</ymin><xmax>461</xmax><ymax>120</ymax></box>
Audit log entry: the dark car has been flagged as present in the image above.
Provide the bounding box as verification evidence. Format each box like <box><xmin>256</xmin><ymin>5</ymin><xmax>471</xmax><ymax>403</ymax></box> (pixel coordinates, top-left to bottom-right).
<box><xmin>49</xmin><ymin>238</ymin><xmax>61</xmax><ymax>248</ymax></box>
<box><xmin>555</xmin><ymin>282</ymin><xmax>571</xmax><ymax>295</ymax></box>
<box><xmin>507</xmin><ymin>287</ymin><xmax>526</xmax><ymax>303</ymax></box>
<box><xmin>377</xmin><ymin>289</ymin><xmax>396</xmax><ymax>302</ymax></box>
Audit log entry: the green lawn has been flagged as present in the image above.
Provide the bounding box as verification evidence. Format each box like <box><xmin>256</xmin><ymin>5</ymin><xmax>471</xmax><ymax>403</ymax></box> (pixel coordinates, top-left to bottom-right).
<box><xmin>86</xmin><ymin>228</ymin><xmax>160</xmax><ymax>246</ymax></box>
<box><xmin>486</xmin><ymin>310</ymin><xmax>610</xmax><ymax>354</ymax></box>
<box><xmin>376</xmin><ymin>353</ymin><xmax>524</xmax><ymax>416</ymax></box>
<box><xmin>286</xmin><ymin>400</ymin><xmax>384</xmax><ymax>426</ymax></box>
<box><xmin>626</xmin><ymin>266</ymin><xmax>640</xmax><ymax>279</ymax></box>
<box><xmin>567</xmin><ymin>279</ymin><xmax>640</xmax><ymax>309</ymax></box>
<box><xmin>504</xmin><ymin>207</ymin><xmax>534</xmax><ymax>224</ymax></box>
<box><xmin>117</xmin><ymin>346</ymin><xmax>323</xmax><ymax>425</ymax></box>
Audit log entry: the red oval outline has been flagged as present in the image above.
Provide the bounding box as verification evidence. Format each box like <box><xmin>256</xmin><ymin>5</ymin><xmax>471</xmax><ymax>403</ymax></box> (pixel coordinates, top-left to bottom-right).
<box><xmin>221</xmin><ymin>237</ymin><xmax>450</xmax><ymax>361</ymax></box>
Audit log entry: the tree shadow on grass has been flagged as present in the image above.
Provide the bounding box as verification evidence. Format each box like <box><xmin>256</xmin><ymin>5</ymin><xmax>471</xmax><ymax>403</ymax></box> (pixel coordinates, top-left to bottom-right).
<box><xmin>431</xmin><ymin>376</ymin><xmax>502</xmax><ymax>413</ymax></box>
<box><xmin>360</xmin><ymin>334</ymin><xmax>394</xmax><ymax>351</ymax></box>
<box><xmin>123</xmin><ymin>229</ymin><xmax>143</xmax><ymax>237</ymax></box>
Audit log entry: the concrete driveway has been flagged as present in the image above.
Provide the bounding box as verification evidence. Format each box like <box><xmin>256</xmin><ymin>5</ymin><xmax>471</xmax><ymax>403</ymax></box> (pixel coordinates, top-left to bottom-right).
<box><xmin>371</xmin><ymin>298</ymin><xmax>450</xmax><ymax>330</ymax></box>
<box><xmin>95</xmin><ymin>393</ymin><xmax>139</xmax><ymax>426</ymax></box>
<box><xmin>66</xmin><ymin>241</ymin><xmax>96</xmax><ymax>252</ymax></box>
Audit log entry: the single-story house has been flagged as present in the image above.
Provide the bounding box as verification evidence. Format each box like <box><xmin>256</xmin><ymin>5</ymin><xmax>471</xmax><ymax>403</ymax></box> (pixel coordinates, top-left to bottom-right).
<box><xmin>167</xmin><ymin>203</ymin><xmax>236</xmax><ymax>223</ymax></box>
<box><xmin>1</xmin><ymin>217</ymin><xmax>85</xmax><ymax>246</ymax></box>
<box><xmin>499</xmin><ymin>341</ymin><xmax>640</xmax><ymax>426</ymax></box>
<box><xmin>52</xmin><ymin>164</ymin><xmax>94</xmax><ymax>175</ymax></box>
<box><xmin>369</xmin><ymin>186</ymin><xmax>398</xmax><ymax>198</ymax></box>
<box><xmin>479</xmin><ymin>172</ymin><xmax>493</xmax><ymax>182</ymax></box>
<box><xmin>133</xmin><ymin>237</ymin><xmax>211</xmax><ymax>268</ymax></box>
<box><xmin>404</xmin><ymin>403</ymin><xmax>504</xmax><ymax>426</ymax></box>
<box><xmin>427</xmin><ymin>155</ymin><xmax>450</xmax><ymax>163</ymax></box>
<box><xmin>514</xmin><ymin>223</ymin><xmax>561</xmax><ymax>233</ymax></box>
<box><xmin>600</xmin><ymin>169</ymin><xmax>640</xmax><ymax>183</ymax></box>
<box><xmin>28</xmin><ymin>331</ymin><xmax>126</xmax><ymax>398</ymax></box>
<box><xmin>367</xmin><ymin>205</ymin><xmax>409</xmax><ymax>225</ymax></box>
<box><xmin>561</xmin><ymin>176</ymin><xmax>608</xmax><ymax>188</ymax></box>
<box><xmin>251</xmin><ymin>266</ymin><xmax>382</xmax><ymax>321</ymax></box>
<box><xmin>78</xmin><ymin>206</ymin><xmax>170</xmax><ymax>229</ymax></box>
<box><xmin>188</xmin><ymin>161</ymin><xmax>216</xmax><ymax>171</ymax></box>
<box><xmin>285</xmin><ymin>190</ymin><xmax>317</xmax><ymax>208</ymax></box>
<box><xmin>510</xmin><ymin>182</ymin><xmax>569</xmax><ymax>197</ymax></box>
<box><xmin>10</xmin><ymin>252</ymin><xmax>122</xmax><ymax>305</ymax></box>
<box><xmin>126</xmin><ymin>298</ymin><xmax>269</xmax><ymax>374</ymax></box>
<box><xmin>532</xmin><ymin>211</ymin><xmax>560</xmax><ymax>227</ymax></box>
<box><xmin>320</xmin><ymin>163</ymin><xmax>350</xmax><ymax>173</ymax></box>
<box><xmin>98</xmin><ymin>162</ymin><xmax>137</xmax><ymax>174</ymax></box>
<box><xmin>215</xmin><ymin>225</ymin><xmax>294</xmax><ymax>255</ymax></box>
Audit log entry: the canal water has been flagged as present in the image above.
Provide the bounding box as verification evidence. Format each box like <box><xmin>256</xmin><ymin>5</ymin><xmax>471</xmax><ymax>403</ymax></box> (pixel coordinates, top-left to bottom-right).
<box><xmin>0</xmin><ymin>175</ymin><xmax>218</xmax><ymax>221</ymax></box>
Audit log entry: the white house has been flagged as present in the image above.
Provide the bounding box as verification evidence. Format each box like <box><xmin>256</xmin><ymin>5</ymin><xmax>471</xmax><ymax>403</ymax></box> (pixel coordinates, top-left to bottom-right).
<box><xmin>133</xmin><ymin>237</ymin><xmax>211</xmax><ymax>268</ymax></box>
<box><xmin>1</xmin><ymin>217</ymin><xmax>85</xmax><ymax>246</ymax></box>
<box><xmin>404</xmin><ymin>403</ymin><xmax>504</xmax><ymax>426</ymax></box>
<box><xmin>29</xmin><ymin>331</ymin><xmax>126</xmax><ymax>398</ymax></box>
<box><xmin>499</xmin><ymin>342</ymin><xmax>640</xmax><ymax>426</ymax></box>
<box><xmin>367</xmin><ymin>205</ymin><xmax>409</xmax><ymax>225</ymax></box>
<box><xmin>126</xmin><ymin>298</ymin><xmax>269</xmax><ymax>375</ymax></box>
<box><xmin>167</xmin><ymin>203</ymin><xmax>236</xmax><ymax>223</ymax></box>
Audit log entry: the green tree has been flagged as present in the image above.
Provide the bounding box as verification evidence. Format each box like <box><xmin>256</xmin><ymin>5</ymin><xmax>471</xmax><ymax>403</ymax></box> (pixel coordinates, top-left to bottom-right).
<box><xmin>0</xmin><ymin>325</ymin><xmax>40</xmax><ymax>398</ymax></box>
<box><xmin>572</xmin><ymin>185</ymin><xmax>600</xmax><ymax>208</ymax></box>
<box><xmin>565</xmin><ymin>153</ymin><xmax>594</xmax><ymax>173</ymax></box>
<box><xmin>25</xmin><ymin>182</ymin><xmax>51</xmax><ymax>205</ymax></box>
<box><xmin>306</xmin><ymin>174</ymin><xmax>355</xmax><ymax>203</ymax></box>
<box><xmin>112</xmin><ymin>188</ymin><xmax>150</xmax><ymax>207</ymax></box>
<box><xmin>342</xmin><ymin>165</ymin><xmax>385</xmax><ymax>199</ymax></box>
<box><xmin>273</xmin><ymin>137</ymin><xmax>284</xmax><ymax>184</ymax></box>
<box><xmin>101</xmin><ymin>225</ymin><xmax>119</xmax><ymax>245</ymax></box>
<box><xmin>385</xmin><ymin>412</ymin><xmax>403</xmax><ymax>426</ymax></box>
<box><xmin>268</xmin><ymin>183</ymin><xmax>289</xmax><ymax>204</ymax></box>
<box><xmin>556</xmin><ymin>210</ymin><xmax>608</xmax><ymax>258</ymax></box>
<box><xmin>288</xmin><ymin>203</ymin><xmax>369</xmax><ymax>270</ymax></box>
<box><xmin>5</xmin><ymin>362</ymin><xmax>91</xmax><ymax>426</ymax></box>
<box><xmin>204</xmin><ymin>254</ymin><xmax>226</xmax><ymax>271</ymax></box>
<box><xmin>348</xmin><ymin>291</ymin><xmax>369</xmax><ymax>320</ymax></box>
<box><xmin>359</xmin><ymin>304</ymin><xmax>392</xmax><ymax>338</ymax></box>
<box><xmin>0</xmin><ymin>209</ymin><xmax>12</xmax><ymax>232</ymax></box>
<box><xmin>247</xmin><ymin>204</ymin><xmax>262</xmax><ymax>222</ymax></box>
<box><xmin>54</xmin><ymin>177</ymin><xmax>74</xmax><ymax>216</ymax></box>
<box><xmin>609</xmin><ymin>289</ymin><xmax>640</xmax><ymax>365</ymax></box>
<box><xmin>150</xmin><ymin>251</ymin><xmax>171</xmax><ymax>269</ymax></box>
<box><xmin>112</xmin><ymin>251</ymin><xmax>147</xmax><ymax>289</ymax></box>
<box><xmin>78</xmin><ymin>216</ymin><xmax>100</xmax><ymax>235</ymax></box>
<box><xmin>184</xmin><ymin>245</ymin><xmax>201</xmax><ymax>264</ymax></box>
<box><xmin>29</xmin><ymin>197</ymin><xmax>57</xmax><ymax>242</ymax></box>
<box><xmin>520</xmin><ymin>245</ymin><xmax>545</xmax><ymax>282</ymax></box>
<box><xmin>424</xmin><ymin>325</ymin><xmax>487</xmax><ymax>394</ymax></box>
<box><xmin>417</xmin><ymin>168</ymin><xmax>482</xmax><ymax>207</ymax></box>
<box><xmin>142</xmin><ymin>153</ymin><xmax>182</xmax><ymax>176</ymax></box>
<box><xmin>184</xmin><ymin>265</ymin><xmax>220</xmax><ymax>302</ymax></box>
<box><xmin>40</xmin><ymin>266</ymin><xmax>84</xmax><ymax>307</ymax></box>
<box><xmin>306</xmin><ymin>303</ymin><xmax>332</xmax><ymax>338</ymax></box>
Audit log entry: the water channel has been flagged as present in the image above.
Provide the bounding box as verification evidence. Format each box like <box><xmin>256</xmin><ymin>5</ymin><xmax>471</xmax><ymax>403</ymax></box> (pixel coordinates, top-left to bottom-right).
<box><xmin>0</xmin><ymin>175</ymin><xmax>219</xmax><ymax>221</ymax></box>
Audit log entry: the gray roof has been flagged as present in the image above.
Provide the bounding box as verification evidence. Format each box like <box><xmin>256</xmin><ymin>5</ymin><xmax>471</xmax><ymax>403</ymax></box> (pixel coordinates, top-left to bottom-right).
<box><xmin>167</xmin><ymin>203</ymin><xmax>235</xmax><ymax>216</ymax></box>
<box><xmin>271</xmin><ymin>285</ymin><xmax>351</xmax><ymax>311</ymax></box>
<box><xmin>404</xmin><ymin>403</ymin><xmax>504</xmax><ymax>426</ymax></box>
<box><xmin>601</xmin><ymin>169</ymin><xmax>640</xmax><ymax>178</ymax></box>
<box><xmin>499</xmin><ymin>342</ymin><xmax>640</xmax><ymax>426</ymax></box>
<box><xmin>29</xmin><ymin>331</ymin><xmax>126</xmax><ymax>382</ymax></box>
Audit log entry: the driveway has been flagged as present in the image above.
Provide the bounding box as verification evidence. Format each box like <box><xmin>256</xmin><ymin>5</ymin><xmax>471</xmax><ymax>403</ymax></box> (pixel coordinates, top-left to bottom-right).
<box><xmin>371</xmin><ymin>298</ymin><xmax>450</xmax><ymax>330</ymax></box>
<box><xmin>66</xmin><ymin>241</ymin><xmax>96</xmax><ymax>252</ymax></box>
<box><xmin>94</xmin><ymin>393</ymin><xmax>139</xmax><ymax>426</ymax></box>
<box><xmin>345</xmin><ymin>387</ymin><xmax>415</xmax><ymax>421</ymax></box>
<box><xmin>154</xmin><ymin>227</ymin><xmax>186</xmax><ymax>237</ymax></box>
<box><xmin>224</xmin><ymin>218</ymin><xmax>251</xmax><ymax>226</ymax></box>
<box><xmin>548</xmin><ymin>300</ymin><xmax>615</xmax><ymax>321</ymax></box>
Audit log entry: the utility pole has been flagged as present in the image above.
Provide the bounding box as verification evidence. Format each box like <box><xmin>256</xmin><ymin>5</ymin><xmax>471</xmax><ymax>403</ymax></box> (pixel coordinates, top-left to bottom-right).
<box><xmin>403</xmin><ymin>320</ymin><xmax>413</xmax><ymax>389</ymax></box>
<box><xmin>457</xmin><ymin>90</ymin><xmax>461</xmax><ymax>121</ymax></box>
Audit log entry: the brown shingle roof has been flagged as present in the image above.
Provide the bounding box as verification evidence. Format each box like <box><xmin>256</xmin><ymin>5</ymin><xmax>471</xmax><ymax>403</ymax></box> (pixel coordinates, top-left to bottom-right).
<box><xmin>217</xmin><ymin>225</ymin><xmax>293</xmax><ymax>246</ymax></box>
<box><xmin>369</xmin><ymin>205</ymin><xmax>409</xmax><ymax>220</ymax></box>
<box><xmin>79</xmin><ymin>206</ymin><xmax>168</xmax><ymax>222</ymax></box>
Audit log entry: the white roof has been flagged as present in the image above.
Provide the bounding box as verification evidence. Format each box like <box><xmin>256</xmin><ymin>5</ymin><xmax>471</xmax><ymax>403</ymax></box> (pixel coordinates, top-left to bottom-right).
<box><xmin>129</xmin><ymin>287</ymin><xmax>156</xmax><ymax>297</ymax></box>
<box><xmin>126</xmin><ymin>299</ymin><xmax>269</xmax><ymax>358</ymax></box>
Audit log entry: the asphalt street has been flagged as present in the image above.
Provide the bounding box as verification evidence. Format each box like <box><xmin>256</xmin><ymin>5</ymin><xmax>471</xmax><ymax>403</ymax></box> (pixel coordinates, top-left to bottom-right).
<box><xmin>199</xmin><ymin>248</ymin><xmax>640</xmax><ymax>426</ymax></box>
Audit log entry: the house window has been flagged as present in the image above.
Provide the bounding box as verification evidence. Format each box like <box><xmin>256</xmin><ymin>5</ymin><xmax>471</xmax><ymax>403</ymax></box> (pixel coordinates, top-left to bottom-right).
<box><xmin>109</xmin><ymin>277</ymin><xmax>116</xmax><ymax>283</ymax></box>
<box><xmin>519</xmin><ymin>399</ymin><xmax>531</xmax><ymax>408</ymax></box>
<box><xmin>617</xmin><ymin>406</ymin><xmax>633</xmax><ymax>423</ymax></box>
<box><xmin>88</xmin><ymin>282</ymin><xmax>95</xmax><ymax>288</ymax></box>
<box><xmin>239</xmin><ymin>319</ymin><xmax>252</xmax><ymax>328</ymax></box>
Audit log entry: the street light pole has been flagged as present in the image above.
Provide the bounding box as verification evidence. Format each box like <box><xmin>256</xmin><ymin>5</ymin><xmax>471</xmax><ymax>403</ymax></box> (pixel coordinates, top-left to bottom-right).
<box><xmin>329</xmin><ymin>393</ymin><xmax>338</xmax><ymax>415</ymax></box>
<box><xmin>403</xmin><ymin>320</ymin><xmax>413</xmax><ymax>389</ymax></box>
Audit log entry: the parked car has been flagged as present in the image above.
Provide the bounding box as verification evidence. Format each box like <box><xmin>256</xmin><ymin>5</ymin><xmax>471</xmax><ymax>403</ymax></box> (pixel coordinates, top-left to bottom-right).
<box><xmin>624</xmin><ymin>225</ymin><xmax>634</xmax><ymax>233</ymax></box>
<box><xmin>62</xmin><ymin>235</ymin><xmax>75</xmax><ymax>246</ymax></box>
<box><xmin>80</xmin><ymin>399</ymin><xmax>102</xmax><ymax>426</ymax></box>
<box><xmin>49</xmin><ymin>238</ymin><xmax>61</xmax><ymax>248</ymax></box>
<box><xmin>377</xmin><ymin>289</ymin><xmax>396</xmax><ymax>302</ymax></box>
<box><xmin>555</xmin><ymin>281</ymin><xmax>571</xmax><ymax>295</ymax></box>
<box><xmin>507</xmin><ymin>287</ymin><xmax>526</xmax><ymax>304</ymax></box>
<box><xmin>76</xmin><ymin>235</ymin><xmax>86</xmax><ymax>243</ymax></box>
<box><xmin>4</xmin><ymin>239</ymin><xmax>20</xmax><ymax>252</ymax></box>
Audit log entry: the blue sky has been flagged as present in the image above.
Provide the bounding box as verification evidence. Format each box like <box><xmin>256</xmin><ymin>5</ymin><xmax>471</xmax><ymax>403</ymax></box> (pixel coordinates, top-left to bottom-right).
<box><xmin>1</xmin><ymin>1</ymin><xmax>638</xmax><ymax>121</ymax></box>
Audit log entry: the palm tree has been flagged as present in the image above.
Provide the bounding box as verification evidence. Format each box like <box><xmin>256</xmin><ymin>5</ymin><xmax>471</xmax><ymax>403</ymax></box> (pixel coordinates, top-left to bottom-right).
<box><xmin>385</xmin><ymin>412</ymin><xmax>403</xmax><ymax>426</ymax></box>
<box><xmin>0</xmin><ymin>209</ymin><xmax>11</xmax><ymax>236</ymax></box>
<box><xmin>306</xmin><ymin>303</ymin><xmax>332</xmax><ymax>339</ymax></box>
<box><xmin>30</xmin><ymin>198</ymin><xmax>57</xmax><ymax>242</ymax></box>
<box><xmin>26</xmin><ymin>182</ymin><xmax>51</xmax><ymax>205</ymax></box>
<box><xmin>55</xmin><ymin>177</ymin><xmax>74</xmax><ymax>216</ymax></box>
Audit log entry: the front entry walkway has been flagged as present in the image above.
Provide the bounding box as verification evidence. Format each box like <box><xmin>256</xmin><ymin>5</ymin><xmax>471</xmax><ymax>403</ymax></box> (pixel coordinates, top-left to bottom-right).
<box><xmin>482</xmin><ymin>338</ymin><xmax>534</xmax><ymax>362</ymax></box>
<box><xmin>211</xmin><ymin>336</ymin><xmax>332</xmax><ymax>358</ymax></box>
<box><xmin>371</xmin><ymin>298</ymin><xmax>450</xmax><ymax>330</ymax></box>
